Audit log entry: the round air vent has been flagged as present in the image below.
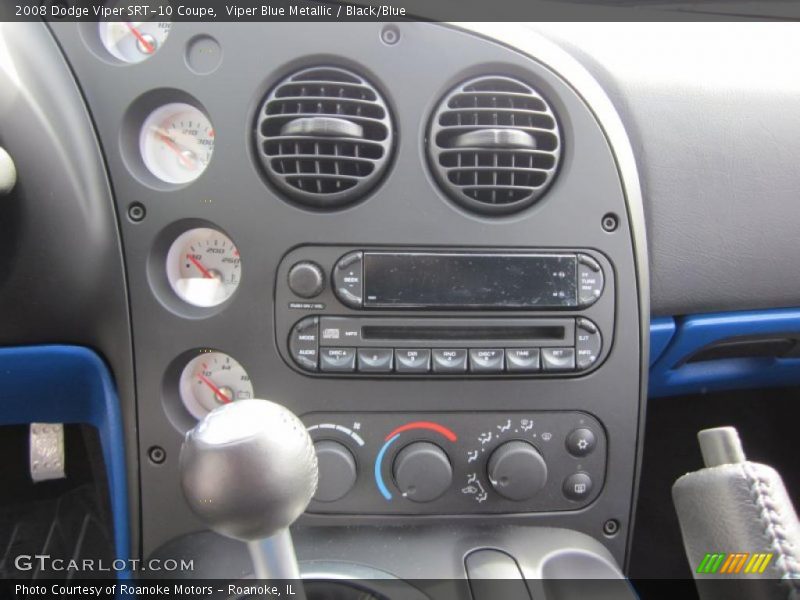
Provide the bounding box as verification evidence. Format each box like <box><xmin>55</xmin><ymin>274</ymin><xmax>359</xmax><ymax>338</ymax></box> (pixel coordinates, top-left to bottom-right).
<box><xmin>255</xmin><ymin>66</ymin><xmax>394</xmax><ymax>209</ymax></box>
<box><xmin>428</xmin><ymin>75</ymin><xmax>562</xmax><ymax>215</ymax></box>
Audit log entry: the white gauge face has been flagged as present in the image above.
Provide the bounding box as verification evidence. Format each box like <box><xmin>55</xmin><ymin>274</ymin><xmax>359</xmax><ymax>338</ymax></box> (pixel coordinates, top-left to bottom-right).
<box><xmin>140</xmin><ymin>103</ymin><xmax>214</xmax><ymax>184</ymax></box>
<box><xmin>166</xmin><ymin>228</ymin><xmax>241</xmax><ymax>307</ymax></box>
<box><xmin>179</xmin><ymin>352</ymin><xmax>254</xmax><ymax>419</ymax></box>
<box><xmin>98</xmin><ymin>18</ymin><xmax>171</xmax><ymax>64</ymax></box>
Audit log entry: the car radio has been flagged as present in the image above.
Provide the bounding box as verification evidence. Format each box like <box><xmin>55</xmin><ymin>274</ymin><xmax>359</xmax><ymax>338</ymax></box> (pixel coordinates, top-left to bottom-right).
<box><xmin>275</xmin><ymin>246</ymin><xmax>614</xmax><ymax>378</ymax></box>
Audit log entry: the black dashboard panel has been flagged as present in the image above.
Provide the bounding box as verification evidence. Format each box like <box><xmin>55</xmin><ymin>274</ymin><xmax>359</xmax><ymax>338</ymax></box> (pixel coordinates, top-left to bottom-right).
<box><xmin>538</xmin><ymin>23</ymin><xmax>800</xmax><ymax>316</ymax></box>
<box><xmin>47</xmin><ymin>21</ymin><xmax>647</xmax><ymax>568</ymax></box>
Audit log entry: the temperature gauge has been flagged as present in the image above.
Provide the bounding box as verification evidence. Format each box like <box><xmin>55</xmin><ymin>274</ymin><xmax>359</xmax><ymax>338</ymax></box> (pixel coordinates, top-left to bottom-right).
<box><xmin>140</xmin><ymin>103</ymin><xmax>214</xmax><ymax>184</ymax></box>
<box><xmin>166</xmin><ymin>228</ymin><xmax>241</xmax><ymax>307</ymax></box>
<box><xmin>98</xmin><ymin>17</ymin><xmax>171</xmax><ymax>64</ymax></box>
<box><xmin>179</xmin><ymin>352</ymin><xmax>254</xmax><ymax>419</ymax></box>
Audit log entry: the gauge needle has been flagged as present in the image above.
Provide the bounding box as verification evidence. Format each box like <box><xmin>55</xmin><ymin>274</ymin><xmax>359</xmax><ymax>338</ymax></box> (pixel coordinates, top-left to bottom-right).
<box><xmin>197</xmin><ymin>372</ymin><xmax>232</xmax><ymax>404</ymax></box>
<box><xmin>155</xmin><ymin>131</ymin><xmax>197</xmax><ymax>169</ymax></box>
<box><xmin>186</xmin><ymin>254</ymin><xmax>214</xmax><ymax>279</ymax></box>
<box><xmin>125</xmin><ymin>22</ymin><xmax>155</xmax><ymax>54</ymax></box>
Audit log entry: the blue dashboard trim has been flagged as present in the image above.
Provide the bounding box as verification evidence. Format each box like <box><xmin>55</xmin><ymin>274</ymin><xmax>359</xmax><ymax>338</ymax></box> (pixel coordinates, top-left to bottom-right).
<box><xmin>0</xmin><ymin>346</ymin><xmax>129</xmax><ymax>565</ymax></box>
<box><xmin>649</xmin><ymin>308</ymin><xmax>800</xmax><ymax>398</ymax></box>
<box><xmin>649</xmin><ymin>317</ymin><xmax>676</xmax><ymax>366</ymax></box>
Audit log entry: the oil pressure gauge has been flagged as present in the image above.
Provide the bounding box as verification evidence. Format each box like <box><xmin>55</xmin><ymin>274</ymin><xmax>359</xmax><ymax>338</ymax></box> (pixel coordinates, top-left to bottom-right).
<box><xmin>98</xmin><ymin>17</ymin><xmax>171</xmax><ymax>64</ymax></box>
<box><xmin>140</xmin><ymin>103</ymin><xmax>214</xmax><ymax>184</ymax></box>
<box><xmin>166</xmin><ymin>228</ymin><xmax>241</xmax><ymax>307</ymax></box>
<box><xmin>179</xmin><ymin>352</ymin><xmax>253</xmax><ymax>419</ymax></box>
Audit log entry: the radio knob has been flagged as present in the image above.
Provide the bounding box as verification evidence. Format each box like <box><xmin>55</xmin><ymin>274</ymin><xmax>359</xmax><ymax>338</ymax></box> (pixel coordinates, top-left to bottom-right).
<box><xmin>487</xmin><ymin>441</ymin><xmax>548</xmax><ymax>501</ymax></box>
<box><xmin>288</xmin><ymin>261</ymin><xmax>325</xmax><ymax>299</ymax></box>
<box><xmin>392</xmin><ymin>442</ymin><xmax>452</xmax><ymax>502</ymax></box>
<box><xmin>313</xmin><ymin>440</ymin><xmax>357</xmax><ymax>502</ymax></box>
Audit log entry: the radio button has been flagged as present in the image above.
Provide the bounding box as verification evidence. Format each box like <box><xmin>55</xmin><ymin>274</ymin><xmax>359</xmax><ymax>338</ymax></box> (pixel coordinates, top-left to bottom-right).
<box><xmin>395</xmin><ymin>349</ymin><xmax>431</xmax><ymax>373</ymax></box>
<box><xmin>576</xmin><ymin>318</ymin><xmax>603</xmax><ymax>370</ymax></box>
<box><xmin>289</xmin><ymin>317</ymin><xmax>319</xmax><ymax>371</ymax></box>
<box><xmin>542</xmin><ymin>347</ymin><xmax>576</xmax><ymax>371</ymax></box>
<box><xmin>357</xmin><ymin>348</ymin><xmax>394</xmax><ymax>373</ymax></box>
<box><xmin>469</xmin><ymin>349</ymin><xmax>505</xmax><ymax>373</ymax></box>
<box><xmin>505</xmin><ymin>348</ymin><xmax>540</xmax><ymax>372</ymax></box>
<box><xmin>432</xmin><ymin>349</ymin><xmax>468</xmax><ymax>373</ymax></box>
<box><xmin>320</xmin><ymin>348</ymin><xmax>356</xmax><ymax>372</ymax></box>
<box><xmin>577</xmin><ymin>254</ymin><xmax>604</xmax><ymax>307</ymax></box>
<box><xmin>332</xmin><ymin>251</ymin><xmax>363</xmax><ymax>308</ymax></box>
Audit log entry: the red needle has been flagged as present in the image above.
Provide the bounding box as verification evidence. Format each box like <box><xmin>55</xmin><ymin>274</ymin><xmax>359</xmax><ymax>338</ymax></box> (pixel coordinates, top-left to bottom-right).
<box><xmin>125</xmin><ymin>22</ymin><xmax>155</xmax><ymax>54</ymax></box>
<box><xmin>186</xmin><ymin>254</ymin><xmax>213</xmax><ymax>279</ymax></box>
<box><xmin>156</xmin><ymin>132</ymin><xmax>196</xmax><ymax>169</ymax></box>
<box><xmin>197</xmin><ymin>373</ymin><xmax>231</xmax><ymax>404</ymax></box>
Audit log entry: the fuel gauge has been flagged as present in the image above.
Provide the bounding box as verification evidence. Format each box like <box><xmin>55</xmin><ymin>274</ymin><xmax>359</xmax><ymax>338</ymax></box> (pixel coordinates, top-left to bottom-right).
<box><xmin>166</xmin><ymin>227</ymin><xmax>241</xmax><ymax>307</ymax></box>
<box><xmin>179</xmin><ymin>352</ymin><xmax>253</xmax><ymax>419</ymax></box>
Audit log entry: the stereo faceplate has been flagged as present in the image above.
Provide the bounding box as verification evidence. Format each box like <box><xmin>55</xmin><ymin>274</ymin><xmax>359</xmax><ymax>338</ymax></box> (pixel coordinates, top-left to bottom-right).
<box><xmin>276</xmin><ymin>246</ymin><xmax>615</xmax><ymax>378</ymax></box>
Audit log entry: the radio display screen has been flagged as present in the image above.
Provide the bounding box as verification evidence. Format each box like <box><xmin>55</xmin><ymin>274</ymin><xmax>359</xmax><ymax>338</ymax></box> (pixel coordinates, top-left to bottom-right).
<box><xmin>363</xmin><ymin>253</ymin><xmax>578</xmax><ymax>308</ymax></box>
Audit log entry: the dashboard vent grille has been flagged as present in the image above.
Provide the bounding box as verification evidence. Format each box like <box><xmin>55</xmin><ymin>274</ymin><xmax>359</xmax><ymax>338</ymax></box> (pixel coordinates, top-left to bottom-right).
<box><xmin>256</xmin><ymin>66</ymin><xmax>394</xmax><ymax>209</ymax></box>
<box><xmin>428</xmin><ymin>76</ymin><xmax>561</xmax><ymax>215</ymax></box>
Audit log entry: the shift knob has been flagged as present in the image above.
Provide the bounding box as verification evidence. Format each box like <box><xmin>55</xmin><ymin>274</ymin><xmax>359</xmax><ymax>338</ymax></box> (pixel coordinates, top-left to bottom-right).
<box><xmin>180</xmin><ymin>399</ymin><xmax>318</xmax><ymax>541</ymax></box>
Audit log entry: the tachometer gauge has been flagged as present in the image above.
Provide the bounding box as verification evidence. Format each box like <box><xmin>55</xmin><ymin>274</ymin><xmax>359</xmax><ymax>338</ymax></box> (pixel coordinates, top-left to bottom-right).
<box><xmin>179</xmin><ymin>352</ymin><xmax>253</xmax><ymax>419</ymax></box>
<box><xmin>166</xmin><ymin>228</ymin><xmax>241</xmax><ymax>307</ymax></box>
<box><xmin>98</xmin><ymin>18</ymin><xmax>171</xmax><ymax>64</ymax></box>
<box><xmin>140</xmin><ymin>103</ymin><xmax>214</xmax><ymax>184</ymax></box>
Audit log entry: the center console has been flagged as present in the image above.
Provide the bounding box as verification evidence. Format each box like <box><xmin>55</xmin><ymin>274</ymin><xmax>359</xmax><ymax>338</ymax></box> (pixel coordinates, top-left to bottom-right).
<box><xmin>49</xmin><ymin>19</ymin><xmax>648</xmax><ymax>584</ymax></box>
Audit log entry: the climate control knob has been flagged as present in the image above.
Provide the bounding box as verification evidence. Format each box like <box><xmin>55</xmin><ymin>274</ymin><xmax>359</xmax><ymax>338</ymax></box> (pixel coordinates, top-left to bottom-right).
<box><xmin>487</xmin><ymin>441</ymin><xmax>548</xmax><ymax>501</ymax></box>
<box><xmin>392</xmin><ymin>442</ymin><xmax>452</xmax><ymax>502</ymax></box>
<box><xmin>313</xmin><ymin>440</ymin><xmax>357</xmax><ymax>503</ymax></box>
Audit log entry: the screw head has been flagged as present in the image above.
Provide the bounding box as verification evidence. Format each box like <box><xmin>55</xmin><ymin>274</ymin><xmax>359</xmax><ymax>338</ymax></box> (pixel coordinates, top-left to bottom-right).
<box><xmin>381</xmin><ymin>25</ymin><xmax>400</xmax><ymax>45</ymax></box>
<box><xmin>601</xmin><ymin>213</ymin><xmax>619</xmax><ymax>232</ymax></box>
<box><xmin>603</xmin><ymin>519</ymin><xmax>620</xmax><ymax>536</ymax></box>
<box><xmin>128</xmin><ymin>202</ymin><xmax>146</xmax><ymax>222</ymax></box>
<box><xmin>148</xmin><ymin>446</ymin><xmax>166</xmax><ymax>464</ymax></box>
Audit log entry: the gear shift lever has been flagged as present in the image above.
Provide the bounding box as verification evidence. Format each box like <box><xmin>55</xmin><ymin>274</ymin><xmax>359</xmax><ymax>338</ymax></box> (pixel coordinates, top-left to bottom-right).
<box><xmin>180</xmin><ymin>399</ymin><xmax>318</xmax><ymax>585</ymax></box>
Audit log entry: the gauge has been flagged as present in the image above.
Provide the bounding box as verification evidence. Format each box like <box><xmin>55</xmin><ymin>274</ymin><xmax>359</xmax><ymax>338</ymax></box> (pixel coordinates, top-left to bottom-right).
<box><xmin>179</xmin><ymin>352</ymin><xmax>254</xmax><ymax>419</ymax></box>
<box><xmin>166</xmin><ymin>227</ymin><xmax>241</xmax><ymax>307</ymax></box>
<box><xmin>98</xmin><ymin>15</ymin><xmax>171</xmax><ymax>64</ymax></box>
<box><xmin>140</xmin><ymin>103</ymin><xmax>214</xmax><ymax>184</ymax></box>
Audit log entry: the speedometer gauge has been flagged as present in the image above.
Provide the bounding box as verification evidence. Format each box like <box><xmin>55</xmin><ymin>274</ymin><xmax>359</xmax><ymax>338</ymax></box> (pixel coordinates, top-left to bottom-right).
<box><xmin>140</xmin><ymin>103</ymin><xmax>214</xmax><ymax>184</ymax></box>
<box><xmin>166</xmin><ymin>228</ymin><xmax>241</xmax><ymax>307</ymax></box>
<box><xmin>98</xmin><ymin>18</ymin><xmax>171</xmax><ymax>64</ymax></box>
<box><xmin>179</xmin><ymin>352</ymin><xmax>253</xmax><ymax>419</ymax></box>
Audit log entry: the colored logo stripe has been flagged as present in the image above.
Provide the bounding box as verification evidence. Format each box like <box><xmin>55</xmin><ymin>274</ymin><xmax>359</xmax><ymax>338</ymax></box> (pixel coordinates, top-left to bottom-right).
<box><xmin>697</xmin><ymin>553</ymin><xmax>773</xmax><ymax>575</ymax></box>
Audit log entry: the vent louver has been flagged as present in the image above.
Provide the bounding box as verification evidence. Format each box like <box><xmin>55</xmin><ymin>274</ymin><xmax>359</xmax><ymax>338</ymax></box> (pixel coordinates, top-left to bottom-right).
<box><xmin>428</xmin><ymin>76</ymin><xmax>562</xmax><ymax>215</ymax></box>
<box><xmin>255</xmin><ymin>66</ymin><xmax>394</xmax><ymax>209</ymax></box>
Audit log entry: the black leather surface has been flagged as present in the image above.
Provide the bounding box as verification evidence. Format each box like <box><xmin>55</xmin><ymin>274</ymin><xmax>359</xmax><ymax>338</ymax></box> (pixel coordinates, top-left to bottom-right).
<box><xmin>540</xmin><ymin>24</ymin><xmax>800</xmax><ymax>316</ymax></box>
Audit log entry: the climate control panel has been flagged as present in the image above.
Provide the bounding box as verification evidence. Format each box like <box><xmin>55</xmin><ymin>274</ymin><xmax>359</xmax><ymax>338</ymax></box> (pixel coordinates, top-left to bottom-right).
<box><xmin>303</xmin><ymin>412</ymin><xmax>606</xmax><ymax>514</ymax></box>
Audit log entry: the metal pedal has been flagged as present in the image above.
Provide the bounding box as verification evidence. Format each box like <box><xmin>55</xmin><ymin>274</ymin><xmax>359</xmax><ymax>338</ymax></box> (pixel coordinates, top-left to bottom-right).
<box><xmin>29</xmin><ymin>423</ymin><xmax>65</xmax><ymax>482</ymax></box>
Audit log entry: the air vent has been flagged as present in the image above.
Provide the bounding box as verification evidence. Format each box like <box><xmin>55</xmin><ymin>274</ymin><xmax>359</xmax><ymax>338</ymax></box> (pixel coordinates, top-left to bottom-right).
<box><xmin>428</xmin><ymin>76</ymin><xmax>562</xmax><ymax>215</ymax></box>
<box><xmin>255</xmin><ymin>66</ymin><xmax>394</xmax><ymax>209</ymax></box>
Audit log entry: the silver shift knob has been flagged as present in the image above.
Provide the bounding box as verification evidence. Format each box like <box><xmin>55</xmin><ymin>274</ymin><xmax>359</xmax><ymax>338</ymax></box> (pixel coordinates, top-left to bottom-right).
<box><xmin>180</xmin><ymin>399</ymin><xmax>318</xmax><ymax>582</ymax></box>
